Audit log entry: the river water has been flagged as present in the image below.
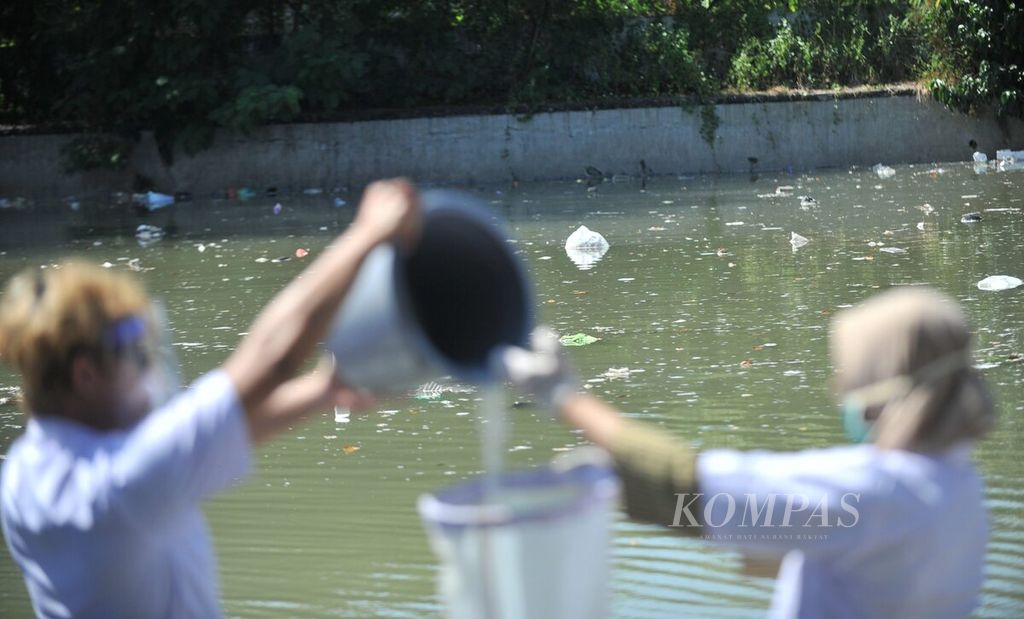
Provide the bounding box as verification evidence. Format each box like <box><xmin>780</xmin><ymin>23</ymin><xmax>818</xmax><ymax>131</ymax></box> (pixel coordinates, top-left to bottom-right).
<box><xmin>1</xmin><ymin>162</ymin><xmax>1022</xmax><ymax>617</ymax></box>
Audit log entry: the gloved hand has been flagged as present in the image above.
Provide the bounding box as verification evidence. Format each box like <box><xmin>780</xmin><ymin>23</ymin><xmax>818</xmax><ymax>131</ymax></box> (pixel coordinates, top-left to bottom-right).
<box><xmin>499</xmin><ymin>326</ymin><xmax>580</xmax><ymax>412</ymax></box>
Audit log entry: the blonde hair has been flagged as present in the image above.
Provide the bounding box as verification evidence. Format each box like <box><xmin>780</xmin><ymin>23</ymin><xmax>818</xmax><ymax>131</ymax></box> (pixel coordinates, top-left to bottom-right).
<box><xmin>0</xmin><ymin>261</ymin><xmax>151</xmax><ymax>414</ymax></box>
<box><xmin>830</xmin><ymin>287</ymin><xmax>995</xmax><ymax>453</ymax></box>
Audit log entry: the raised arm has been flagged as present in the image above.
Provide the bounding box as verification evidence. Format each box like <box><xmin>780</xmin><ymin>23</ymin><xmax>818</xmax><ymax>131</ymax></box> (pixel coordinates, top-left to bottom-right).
<box><xmin>502</xmin><ymin>328</ymin><xmax>701</xmax><ymax>531</ymax></box>
<box><xmin>224</xmin><ymin>179</ymin><xmax>419</xmax><ymax>433</ymax></box>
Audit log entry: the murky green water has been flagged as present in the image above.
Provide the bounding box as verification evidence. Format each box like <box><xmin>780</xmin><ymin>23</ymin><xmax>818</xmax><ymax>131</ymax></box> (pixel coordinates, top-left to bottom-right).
<box><xmin>1</xmin><ymin>162</ymin><xmax>1022</xmax><ymax>617</ymax></box>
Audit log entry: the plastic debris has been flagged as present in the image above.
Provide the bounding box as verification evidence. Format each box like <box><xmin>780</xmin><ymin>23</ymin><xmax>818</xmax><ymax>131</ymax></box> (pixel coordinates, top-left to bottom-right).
<box><xmin>961</xmin><ymin>212</ymin><xmax>982</xmax><ymax>224</ymax></box>
<box><xmin>916</xmin><ymin>203</ymin><xmax>935</xmax><ymax>216</ymax></box>
<box><xmin>917</xmin><ymin>222</ymin><xmax>926</xmax><ymax>231</ymax></box>
<box><xmin>565</xmin><ymin>225</ymin><xmax>610</xmax><ymax>270</ymax></box>
<box><xmin>559</xmin><ymin>333</ymin><xmax>600</xmax><ymax>347</ymax></box>
<box><xmin>565</xmin><ymin>225</ymin><xmax>609</xmax><ymax>251</ymax></box>
<box><xmin>972</xmin><ymin>152</ymin><xmax>988</xmax><ymax>163</ymax></box>
<box><xmin>134</xmin><ymin>191</ymin><xmax>174</xmax><ymax>211</ymax></box>
<box><xmin>303</xmin><ymin>187</ymin><xmax>324</xmax><ymax>195</ymax></box>
<box><xmin>196</xmin><ymin>243</ymin><xmax>206</xmax><ymax>253</ymax></box>
<box><xmin>273</xmin><ymin>202</ymin><xmax>283</xmax><ymax>215</ymax></box>
<box><xmin>873</xmin><ymin>164</ymin><xmax>896</xmax><ymax>178</ymax></box>
<box><xmin>295</xmin><ymin>248</ymin><xmax>309</xmax><ymax>258</ymax></box>
<box><xmin>995</xmin><ymin>149</ymin><xmax>1023</xmax><ymax>162</ymax></box>
<box><xmin>333</xmin><ymin>197</ymin><xmax>347</xmax><ymax>208</ymax></box>
<box><xmin>997</xmin><ymin>159</ymin><xmax>1024</xmax><ymax>173</ymax></box>
<box><xmin>135</xmin><ymin>224</ymin><xmax>164</xmax><ymax>245</ymax></box>
<box><xmin>790</xmin><ymin>232</ymin><xmax>809</xmax><ymax>250</ymax></box>
<box><xmin>799</xmin><ymin>196</ymin><xmax>818</xmax><ymax>209</ymax></box>
<box><xmin>66</xmin><ymin>197</ymin><xmax>81</xmax><ymax>211</ymax></box>
<box><xmin>977</xmin><ymin>276</ymin><xmax>1023</xmax><ymax>291</ymax></box>
<box><xmin>334</xmin><ymin>406</ymin><xmax>352</xmax><ymax>423</ymax></box>
<box><xmin>879</xmin><ymin>247</ymin><xmax>907</xmax><ymax>254</ymax></box>
<box><xmin>414</xmin><ymin>382</ymin><xmax>445</xmax><ymax>401</ymax></box>
<box><xmin>237</xmin><ymin>188</ymin><xmax>257</xmax><ymax>201</ymax></box>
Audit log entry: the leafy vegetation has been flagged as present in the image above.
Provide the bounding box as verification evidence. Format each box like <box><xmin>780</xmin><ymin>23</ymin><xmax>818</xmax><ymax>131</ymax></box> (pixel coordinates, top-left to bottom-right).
<box><xmin>0</xmin><ymin>1</ymin><xmax>1018</xmax><ymax>169</ymax></box>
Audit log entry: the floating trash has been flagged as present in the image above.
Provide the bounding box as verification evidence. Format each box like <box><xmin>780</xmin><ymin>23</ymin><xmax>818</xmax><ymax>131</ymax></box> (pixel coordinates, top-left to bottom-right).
<box><xmin>565</xmin><ymin>225</ymin><xmax>610</xmax><ymax>270</ymax></box>
<box><xmin>879</xmin><ymin>247</ymin><xmax>907</xmax><ymax>254</ymax></box>
<box><xmin>972</xmin><ymin>152</ymin><xmax>988</xmax><ymax>163</ymax></box>
<box><xmin>790</xmin><ymin>232</ymin><xmax>809</xmax><ymax>250</ymax></box>
<box><xmin>334</xmin><ymin>197</ymin><xmax>347</xmax><ymax>208</ymax></box>
<box><xmin>133</xmin><ymin>191</ymin><xmax>174</xmax><ymax>211</ymax></box>
<box><xmin>295</xmin><ymin>248</ymin><xmax>309</xmax><ymax>258</ymax></box>
<box><xmin>961</xmin><ymin>212</ymin><xmax>982</xmax><ymax>224</ymax></box>
<box><xmin>303</xmin><ymin>187</ymin><xmax>324</xmax><ymax>195</ymax></box>
<box><xmin>601</xmin><ymin>367</ymin><xmax>638</xmax><ymax>380</ymax></box>
<box><xmin>916</xmin><ymin>203</ymin><xmax>935</xmax><ymax>216</ymax></box>
<box><xmin>238</xmin><ymin>187</ymin><xmax>257</xmax><ymax>201</ymax></box>
<box><xmin>273</xmin><ymin>202</ymin><xmax>283</xmax><ymax>215</ymax></box>
<box><xmin>135</xmin><ymin>224</ymin><xmax>164</xmax><ymax>245</ymax></box>
<box><xmin>414</xmin><ymin>382</ymin><xmax>445</xmax><ymax>401</ymax></box>
<box><xmin>565</xmin><ymin>225</ymin><xmax>609</xmax><ymax>250</ymax></box>
<box><xmin>559</xmin><ymin>333</ymin><xmax>600</xmax><ymax>347</ymax></box>
<box><xmin>799</xmin><ymin>196</ymin><xmax>818</xmax><ymax>209</ymax></box>
<box><xmin>916</xmin><ymin>222</ymin><xmax>926</xmax><ymax>231</ymax></box>
<box><xmin>873</xmin><ymin>163</ymin><xmax>896</xmax><ymax>178</ymax></box>
<box><xmin>977</xmin><ymin>276</ymin><xmax>1023</xmax><ymax>291</ymax></box>
<box><xmin>996</xmin><ymin>149</ymin><xmax>1024</xmax><ymax>161</ymax></box>
<box><xmin>334</xmin><ymin>406</ymin><xmax>352</xmax><ymax>423</ymax></box>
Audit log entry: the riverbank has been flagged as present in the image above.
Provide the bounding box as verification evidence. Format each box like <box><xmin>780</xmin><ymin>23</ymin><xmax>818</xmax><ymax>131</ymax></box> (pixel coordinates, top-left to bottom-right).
<box><xmin>1</xmin><ymin>89</ymin><xmax>1022</xmax><ymax>200</ymax></box>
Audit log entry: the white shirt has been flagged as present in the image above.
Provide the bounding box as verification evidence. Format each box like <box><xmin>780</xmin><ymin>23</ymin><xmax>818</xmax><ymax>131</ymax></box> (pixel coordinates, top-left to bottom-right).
<box><xmin>1</xmin><ymin>370</ymin><xmax>252</xmax><ymax>618</ymax></box>
<box><xmin>697</xmin><ymin>444</ymin><xmax>987</xmax><ymax>619</ymax></box>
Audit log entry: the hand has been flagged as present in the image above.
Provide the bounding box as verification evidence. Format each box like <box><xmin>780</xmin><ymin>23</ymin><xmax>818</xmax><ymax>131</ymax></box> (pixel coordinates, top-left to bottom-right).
<box><xmin>352</xmin><ymin>178</ymin><xmax>421</xmax><ymax>250</ymax></box>
<box><xmin>313</xmin><ymin>356</ymin><xmax>376</xmax><ymax>412</ymax></box>
<box><xmin>500</xmin><ymin>326</ymin><xmax>580</xmax><ymax>412</ymax></box>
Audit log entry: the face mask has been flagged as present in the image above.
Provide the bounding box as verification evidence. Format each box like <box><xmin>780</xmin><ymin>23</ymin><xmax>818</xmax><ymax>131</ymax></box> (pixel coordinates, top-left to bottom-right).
<box><xmin>837</xmin><ymin>348</ymin><xmax>970</xmax><ymax>444</ymax></box>
<box><xmin>840</xmin><ymin>398</ymin><xmax>873</xmax><ymax>443</ymax></box>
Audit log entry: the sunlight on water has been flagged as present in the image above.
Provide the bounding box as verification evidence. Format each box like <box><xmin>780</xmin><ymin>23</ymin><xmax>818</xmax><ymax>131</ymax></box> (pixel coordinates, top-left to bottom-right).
<box><xmin>1</xmin><ymin>161</ymin><xmax>1023</xmax><ymax>617</ymax></box>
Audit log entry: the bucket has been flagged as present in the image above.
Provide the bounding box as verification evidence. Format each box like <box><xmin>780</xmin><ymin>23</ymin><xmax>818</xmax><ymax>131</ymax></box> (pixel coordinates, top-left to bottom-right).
<box><xmin>418</xmin><ymin>449</ymin><xmax>620</xmax><ymax>619</ymax></box>
<box><xmin>327</xmin><ymin>189</ymin><xmax>533</xmax><ymax>392</ymax></box>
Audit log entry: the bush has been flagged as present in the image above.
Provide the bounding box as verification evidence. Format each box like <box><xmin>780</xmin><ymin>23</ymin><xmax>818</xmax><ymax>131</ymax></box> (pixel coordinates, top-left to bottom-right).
<box><xmin>2</xmin><ymin>0</ymin><xmax>1018</xmax><ymax>167</ymax></box>
<box><xmin>929</xmin><ymin>0</ymin><xmax>1024</xmax><ymax>119</ymax></box>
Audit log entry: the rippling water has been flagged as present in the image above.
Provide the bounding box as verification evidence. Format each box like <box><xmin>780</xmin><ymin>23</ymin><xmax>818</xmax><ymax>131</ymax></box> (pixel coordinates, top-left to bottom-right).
<box><xmin>1</xmin><ymin>162</ymin><xmax>1022</xmax><ymax>617</ymax></box>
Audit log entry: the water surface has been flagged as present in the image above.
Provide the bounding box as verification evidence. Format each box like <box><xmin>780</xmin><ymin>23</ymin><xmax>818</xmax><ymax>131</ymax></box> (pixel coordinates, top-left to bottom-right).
<box><xmin>1</xmin><ymin>162</ymin><xmax>1022</xmax><ymax>617</ymax></box>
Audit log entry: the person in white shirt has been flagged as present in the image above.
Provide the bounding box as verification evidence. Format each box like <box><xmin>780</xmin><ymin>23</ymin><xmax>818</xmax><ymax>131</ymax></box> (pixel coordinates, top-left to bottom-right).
<box><xmin>0</xmin><ymin>179</ymin><xmax>421</xmax><ymax>618</ymax></box>
<box><xmin>502</xmin><ymin>286</ymin><xmax>995</xmax><ymax>618</ymax></box>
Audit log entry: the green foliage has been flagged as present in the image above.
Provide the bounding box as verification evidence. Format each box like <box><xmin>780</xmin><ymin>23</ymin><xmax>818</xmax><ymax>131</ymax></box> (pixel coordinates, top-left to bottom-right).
<box><xmin>728</xmin><ymin>1</ymin><xmax>934</xmax><ymax>90</ymax></box>
<box><xmin>929</xmin><ymin>0</ymin><xmax>1024</xmax><ymax>119</ymax></box>
<box><xmin>1</xmin><ymin>0</ymin><xmax>1020</xmax><ymax>170</ymax></box>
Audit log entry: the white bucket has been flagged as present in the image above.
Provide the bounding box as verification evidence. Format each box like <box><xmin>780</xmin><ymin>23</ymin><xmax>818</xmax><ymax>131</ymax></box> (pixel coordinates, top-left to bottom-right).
<box><xmin>418</xmin><ymin>450</ymin><xmax>620</xmax><ymax>619</ymax></box>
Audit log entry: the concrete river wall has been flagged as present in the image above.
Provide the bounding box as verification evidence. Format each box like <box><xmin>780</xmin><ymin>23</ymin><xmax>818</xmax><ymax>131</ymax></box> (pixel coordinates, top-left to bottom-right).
<box><xmin>2</xmin><ymin>90</ymin><xmax>1023</xmax><ymax>199</ymax></box>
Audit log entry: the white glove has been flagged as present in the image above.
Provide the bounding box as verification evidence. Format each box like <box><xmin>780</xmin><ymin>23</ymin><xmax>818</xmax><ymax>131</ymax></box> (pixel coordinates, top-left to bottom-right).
<box><xmin>500</xmin><ymin>327</ymin><xmax>580</xmax><ymax>411</ymax></box>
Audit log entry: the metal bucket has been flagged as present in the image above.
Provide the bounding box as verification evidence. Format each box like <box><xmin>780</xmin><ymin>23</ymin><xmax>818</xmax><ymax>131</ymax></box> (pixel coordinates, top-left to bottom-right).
<box><xmin>418</xmin><ymin>450</ymin><xmax>620</xmax><ymax>619</ymax></box>
<box><xmin>327</xmin><ymin>189</ymin><xmax>533</xmax><ymax>392</ymax></box>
